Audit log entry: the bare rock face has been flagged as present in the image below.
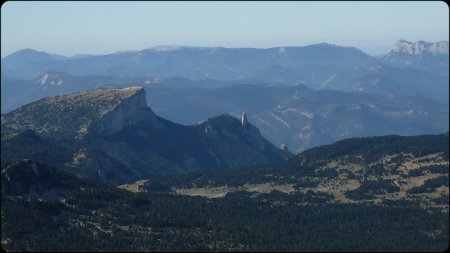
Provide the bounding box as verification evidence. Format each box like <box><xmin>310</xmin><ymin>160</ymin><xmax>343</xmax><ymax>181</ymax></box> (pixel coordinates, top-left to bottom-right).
<box><xmin>393</xmin><ymin>39</ymin><xmax>449</xmax><ymax>55</ymax></box>
<box><xmin>382</xmin><ymin>39</ymin><xmax>449</xmax><ymax>75</ymax></box>
<box><xmin>93</xmin><ymin>87</ymin><xmax>161</xmax><ymax>135</ymax></box>
<box><xmin>429</xmin><ymin>41</ymin><xmax>449</xmax><ymax>54</ymax></box>
<box><xmin>1</xmin><ymin>86</ymin><xmax>161</xmax><ymax>139</ymax></box>
<box><xmin>241</xmin><ymin>112</ymin><xmax>248</xmax><ymax>127</ymax></box>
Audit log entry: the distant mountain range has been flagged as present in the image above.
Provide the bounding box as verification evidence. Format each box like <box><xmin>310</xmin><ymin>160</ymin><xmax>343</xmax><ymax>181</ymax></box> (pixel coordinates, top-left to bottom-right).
<box><xmin>1</xmin><ymin>71</ymin><xmax>448</xmax><ymax>153</ymax></box>
<box><xmin>1</xmin><ymin>87</ymin><xmax>290</xmax><ymax>183</ymax></box>
<box><xmin>1</xmin><ymin>71</ymin><xmax>238</xmax><ymax>113</ymax></box>
<box><xmin>2</xmin><ymin>71</ymin><xmax>449</xmax><ymax>152</ymax></box>
<box><xmin>145</xmin><ymin>83</ymin><xmax>449</xmax><ymax>153</ymax></box>
<box><xmin>2</xmin><ymin>39</ymin><xmax>448</xmax><ymax>103</ymax></box>
<box><xmin>1</xmin><ymin>39</ymin><xmax>448</xmax><ymax>153</ymax></box>
<box><xmin>1</xmin><ymin>43</ymin><xmax>375</xmax><ymax>81</ymax></box>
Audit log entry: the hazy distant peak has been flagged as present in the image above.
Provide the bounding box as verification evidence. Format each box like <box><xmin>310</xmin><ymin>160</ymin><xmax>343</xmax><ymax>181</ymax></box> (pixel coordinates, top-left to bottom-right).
<box><xmin>113</xmin><ymin>50</ymin><xmax>139</xmax><ymax>54</ymax></box>
<box><xmin>317</xmin><ymin>42</ymin><xmax>337</xmax><ymax>47</ymax></box>
<box><xmin>393</xmin><ymin>39</ymin><xmax>449</xmax><ymax>55</ymax></box>
<box><xmin>3</xmin><ymin>48</ymin><xmax>49</xmax><ymax>60</ymax></box>
<box><xmin>149</xmin><ymin>45</ymin><xmax>209</xmax><ymax>52</ymax></box>
<box><xmin>4</xmin><ymin>48</ymin><xmax>68</xmax><ymax>60</ymax></box>
<box><xmin>69</xmin><ymin>53</ymin><xmax>95</xmax><ymax>59</ymax></box>
<box><xmin>303</xmin><ymin>42</ymin><xmax>341</xmax><ymax>49</ymax></box>
<box><xmin>150</xmin><ymin>45</ymin><xmax>183</xmax><ymax>51</ymax></box>
<box><xmin>9</xmin><ymin>48</ymin><xmax>45</xmax><ymax>55</ymax></box>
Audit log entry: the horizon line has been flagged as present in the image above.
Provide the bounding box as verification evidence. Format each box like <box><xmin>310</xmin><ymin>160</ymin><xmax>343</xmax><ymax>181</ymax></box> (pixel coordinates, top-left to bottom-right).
<box><xmin>3</xmin><ymin>39</ymin><xmax>449</xmax><ymax>59</ymax></box>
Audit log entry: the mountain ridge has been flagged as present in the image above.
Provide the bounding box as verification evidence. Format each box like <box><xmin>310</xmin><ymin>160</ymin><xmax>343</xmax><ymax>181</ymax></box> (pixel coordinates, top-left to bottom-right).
<box><xmin>382</xmin><ymin>39</ymin><xmax>449</xmax><ymax>77</ymax></box>
<box><xmin>1</xmin><ymin>87</ymin><xmax>291</xmax><ymax>182</ymax></box>
<box><xmin>393</xmin><ymin>39</ymin><xmax>449</xmax><ymax>55</ymax></box>
<box><xmin>1</xmin><ymin>86</ymin><xmax>156</xmax><ymax>139</ymax></box>
<box><xmin>2</xmin><ymin>73</ymin><xmax>448</xmax><ymax>153</ymax></box>
<box><xmin>1</xmin><ymin>42</ymin><xmax>376</xmax><ymax>80</ymax></box>
<box><xmin>159</xmin><ymin>132</ymin><xmax>449</xmax><ymax>211</ymax></box>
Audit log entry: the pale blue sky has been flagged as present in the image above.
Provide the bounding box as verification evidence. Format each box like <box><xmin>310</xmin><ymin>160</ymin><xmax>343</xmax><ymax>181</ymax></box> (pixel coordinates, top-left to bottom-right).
<box><xmin>1</xmin><ymin>1</ymin><xmax>448</xmax><ymax>57</ymax></box>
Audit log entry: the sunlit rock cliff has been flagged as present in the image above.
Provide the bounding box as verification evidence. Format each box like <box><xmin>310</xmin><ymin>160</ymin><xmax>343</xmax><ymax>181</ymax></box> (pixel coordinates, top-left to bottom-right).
<box><xmin>1</xmin><ymin>86</ymin><xmax>160</xmax><ymax>139</ymax></box>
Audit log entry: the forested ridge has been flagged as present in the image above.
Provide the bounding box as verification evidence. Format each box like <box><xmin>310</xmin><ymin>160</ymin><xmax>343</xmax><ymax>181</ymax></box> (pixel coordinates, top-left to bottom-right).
<box><xmin>1</xmin><ymin>133</ymin><xmax>449</xmax><ymax>251</ymax></box>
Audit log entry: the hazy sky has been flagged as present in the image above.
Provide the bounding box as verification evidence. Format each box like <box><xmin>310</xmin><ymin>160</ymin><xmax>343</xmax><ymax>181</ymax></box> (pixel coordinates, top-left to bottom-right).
<box><xmin>1</xmin><ymin>1</ymin><xmax>448</xmax><ymax>57</ymax></box>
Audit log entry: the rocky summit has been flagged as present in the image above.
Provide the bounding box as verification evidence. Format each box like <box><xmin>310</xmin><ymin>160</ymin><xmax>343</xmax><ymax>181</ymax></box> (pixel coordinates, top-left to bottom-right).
<box><xmin>1</xmin><ymin>86</ymin><xmax>159</xmax><ymax>139</ymax></box>
<box><xmin>382</xmin><ymin>39</ymin><xmax>449</xmax><ymax>77</ymax></box>
<box><xmin>1</xmin><ymin>87</ymin><xmax>291</xmax><ymax>182</ymax></box>
<box><xmin>393</xmin><ymin>39</ymin><xmax>449</xmax><ymax>55</ymax></box>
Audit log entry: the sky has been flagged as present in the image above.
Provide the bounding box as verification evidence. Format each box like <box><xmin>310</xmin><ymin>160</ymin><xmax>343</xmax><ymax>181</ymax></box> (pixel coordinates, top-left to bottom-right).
<box><xmin>1</xmin><ymin>1</ymin><xmax>449</xmax><ymax>57</ymax></box>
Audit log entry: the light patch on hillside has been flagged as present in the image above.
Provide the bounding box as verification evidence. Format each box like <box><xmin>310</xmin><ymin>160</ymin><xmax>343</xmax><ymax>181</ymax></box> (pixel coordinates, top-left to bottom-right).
<box><xmin>398</xmin><ymin>153</ymin><xmax>448</xmax><ymax>172</ymax></box>
<box><xmin>269</xmin><ymin>112</ymin><xmax>291</xmax><ymax>128</ymax></box>
<box><xmin>175</xmin><ymin>183</ymin><xmax>295</xmax><ymax>199</ymax></box>
<box><xmin>176</xmin><ymin>186</ymin><xmax>232</xmax><ymax>198</ymax></box>
<box><xmin>72</xmin><ymin>149</ymin><xmax>87</xmax><ymax>165</ymax></box>
<box><xmin>316</xmin><ymin>152</ymin><xmax>448</xmax><ymax>208</ymax></box>
<box><xmin>314</xmin><ymin>179</ymin><xmax>360</xmax><ymax>203</ymax></box>
<box><xmin>117</xmin><ymin>180</ymin><xmax>149</xmax><ymax>193</ymax></box>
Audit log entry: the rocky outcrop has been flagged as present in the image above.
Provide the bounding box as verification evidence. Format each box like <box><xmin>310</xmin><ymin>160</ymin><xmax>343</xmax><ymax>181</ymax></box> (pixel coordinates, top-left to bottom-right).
<box><xmin>1</xmin><ymin>86</ymin><xmax>161</xmax><ymax>139</ymax></box>
<box><xmin>382</xmin><ymin>39</ymin><xmax>449</xmax><ymax>75</ymax></box>
<box><xmin>393</xmin><ymin>39</ymin><xmax>449</xmax><ymax>55</ymax></box>
<box><xmin>93</xmin><ymin>87</ymin><xmax>161</xmax><ymax>135</ymax></box>
<box><xmin>241</xmin><ymin>112</ymin><xmax>248</xmax><ymax>127</ymax></box>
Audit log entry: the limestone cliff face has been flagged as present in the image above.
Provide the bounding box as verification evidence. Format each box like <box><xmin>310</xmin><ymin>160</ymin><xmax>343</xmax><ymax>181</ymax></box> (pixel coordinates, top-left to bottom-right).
<box><xmin>393</xmin><ymin>39</ymin><xmax>449</xmax><ymax>55</ymax></box>
<box><xmin>1</xmin><ymin>86</ymin><xmax>161</xmax><ymax>139</ymax></box>
<box><xmin>382</xmin><ymin>40</ymin><xmax>449</xmax><ymax>73</ymax></box>
<box><xmin>93</xmin><ymin>87</ymin><xmax>160</xmax><ymax>135</ymax></box>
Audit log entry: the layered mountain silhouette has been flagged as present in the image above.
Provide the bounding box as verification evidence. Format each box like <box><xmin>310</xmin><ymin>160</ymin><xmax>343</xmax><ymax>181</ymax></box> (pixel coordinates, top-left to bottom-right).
<box><xmin>1</xmin><ymin>39</ymin><xmax>448</xmax><ymax>153</ymax></box>
<box><xmin>1</xmin><ymin>43</ymin><xmax>375</xmax><ymax>81</ymax></box>
<box><xmin>1</xmin><ymin>87</ymin><xmax>290</xmax><ymax>183</ymax></box>
<box><xmin>144</xmin><ymin>84</ymin><xmax>449</xmax><ymax>152</ymax></box>
<box><xmin>2</xmin><ymin>40</ymin><xmax>447</xmax><ymax>104</ymax></box>
<box><xmin>1</xmin><ymin>71</ymin><xmax>448</xmax><ymax>153</ymax></box>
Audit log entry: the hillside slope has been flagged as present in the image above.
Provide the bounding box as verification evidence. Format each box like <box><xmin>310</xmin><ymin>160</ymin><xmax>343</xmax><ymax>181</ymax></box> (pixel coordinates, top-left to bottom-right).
<box><xmin>161</xmin><ymin>133</ymin><xmax>449</xmax><ymax>210</ymax></box>
<box><xmin>1</xmin><ymin>87</ymin><xmax>290</xmax><ymax>183</ymax></box>
<box><xmin>1</xmin><ymin>135</ymin><xmax>448</xmax><ymax>251</ymax></box>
